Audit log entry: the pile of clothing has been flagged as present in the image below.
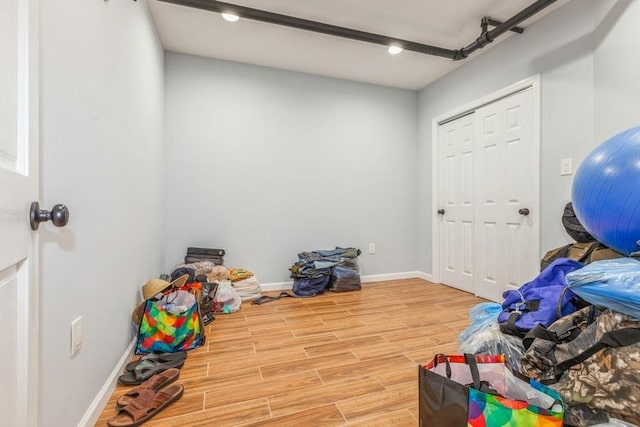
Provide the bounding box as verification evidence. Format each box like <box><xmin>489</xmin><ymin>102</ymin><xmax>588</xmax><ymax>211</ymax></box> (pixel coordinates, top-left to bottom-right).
<box><xmin>229</xmin><ymin>268</ymin><xmax>262</xmax><ymax>302</ymax></box>
<box><xmin>168</xmin><ymin>248</ymin><xmax>263</xmax><ymax>312</ymax></box>
<box><xmin>289</xmin><ymin>247</ymin><xmax>361</xmax><ymax>296</ymax></box>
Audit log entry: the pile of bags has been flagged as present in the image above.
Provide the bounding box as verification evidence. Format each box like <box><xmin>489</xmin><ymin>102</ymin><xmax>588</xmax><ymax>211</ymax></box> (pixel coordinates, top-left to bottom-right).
<box><xmin>132</xmin><ymin>246</ymin><xmax>264</xmax><ymax>354</ymax></box>
<box><xmin>288</xmin><ymin>247</ymin><xmax>361</xmax><ymax>296</ymax></box>
<box><xmin>422</xmin><ymin>204</ymin><xmax>640</xmax><ymax>427</ymax></box>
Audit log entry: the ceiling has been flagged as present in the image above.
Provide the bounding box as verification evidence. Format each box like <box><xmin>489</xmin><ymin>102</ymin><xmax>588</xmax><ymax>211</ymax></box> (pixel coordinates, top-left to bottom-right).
<box><xmin>148</xmin><ymin>0</ymin><xmax>569</xmax><ymax>90</ymax></box>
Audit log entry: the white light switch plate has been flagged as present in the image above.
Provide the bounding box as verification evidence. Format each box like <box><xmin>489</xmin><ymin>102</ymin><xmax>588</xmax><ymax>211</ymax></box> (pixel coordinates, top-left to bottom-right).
<box><xmin>71</xmin><ymin>316</ymin><xmax>83</xmax><ymax>357</ymax></box>
<box><xmin>560</xmin><ymin>158</ymin><xmax>573</xmax><ymax>176</ymax></box>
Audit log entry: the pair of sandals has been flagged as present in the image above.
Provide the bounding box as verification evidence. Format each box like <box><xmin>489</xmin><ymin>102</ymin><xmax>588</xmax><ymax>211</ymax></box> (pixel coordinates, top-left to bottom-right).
<box><xmin>108</xmin><ymin>368</ymin><xmax>183</xmax><ymax>427</ymax></box>
<box><xmin>118</xmin><ymin>351</ymin><xmax>187</xmax><ymax>386</ymax></box>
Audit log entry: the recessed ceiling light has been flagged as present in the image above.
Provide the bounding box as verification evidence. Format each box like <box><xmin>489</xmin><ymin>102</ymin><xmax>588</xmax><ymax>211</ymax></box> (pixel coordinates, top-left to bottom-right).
<box><xmin>221</xmin><ymin>12</ymin><xmax>239</xmax><ymax>22</ymax></box>
<box><xmin>388</xmin><ymin>45</ymin><xmax>403</xmax><ymax>55</ymax></box>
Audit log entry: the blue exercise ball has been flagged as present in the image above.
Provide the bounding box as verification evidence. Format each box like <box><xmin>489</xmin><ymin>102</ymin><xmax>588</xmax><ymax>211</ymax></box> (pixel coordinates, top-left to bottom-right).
<box><xmin>572</xmin><ymin>125</ymin><xmax>640</xmax><ymax>255</ymax></box>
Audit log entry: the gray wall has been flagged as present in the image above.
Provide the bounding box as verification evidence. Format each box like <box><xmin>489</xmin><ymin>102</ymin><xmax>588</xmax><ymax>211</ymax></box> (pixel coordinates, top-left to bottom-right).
<box><xmin>39</xmin><ymin>1</ymin><xmax>164</xmax><ymax>426</ymax></box>
<box><xmin>593</xmin><ymin>0</ymin><xmax>639</xmax><ymax>142</ymax></box>
<box><xmin>417</xmin><ymin>0</ymin><xmax>611</xmax><ymax>274</ymax></box>
<box><xmin>164</xmin><ymin>53</ymin><xmax>418</xmax><ymax>282</ymax></box>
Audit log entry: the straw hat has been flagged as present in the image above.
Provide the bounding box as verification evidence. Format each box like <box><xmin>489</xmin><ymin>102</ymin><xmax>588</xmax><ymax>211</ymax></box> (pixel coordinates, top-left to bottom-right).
<box><xmin>132</xmin><ymin>274</ymin><xmax>189</xmax><ymax>325</ymax></box>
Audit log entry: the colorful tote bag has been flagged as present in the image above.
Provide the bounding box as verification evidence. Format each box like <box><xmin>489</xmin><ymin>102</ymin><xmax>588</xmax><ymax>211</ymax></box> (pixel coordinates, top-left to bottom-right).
<box><xmin>135</xmin><ymin>289</ymin><xmax>206</xmax><ymax>354</ymax></box>
<box><xmin>419</xmin><ymin>354</ymin><xmax>564</xmax><ymax>427</ymax></box>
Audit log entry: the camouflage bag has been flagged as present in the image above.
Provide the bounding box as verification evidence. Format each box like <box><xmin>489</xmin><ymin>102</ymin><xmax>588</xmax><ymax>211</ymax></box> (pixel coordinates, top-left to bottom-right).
<box><xmin>521</xmin><ymin>306</ymin><xmax>640</xmax><ymax>425</ymax></box>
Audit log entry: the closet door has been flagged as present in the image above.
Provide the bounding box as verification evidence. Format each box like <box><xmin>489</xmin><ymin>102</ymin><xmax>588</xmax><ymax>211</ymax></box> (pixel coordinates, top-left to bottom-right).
<box><xmin>474</xmin><ymin>88</ymin><xmax>538</xmax><ymax>302</ymax></box>
<box><xmin>437</xmin><ymin>113</ymin><xmax>475</xmax><ymax>293</ymax></box>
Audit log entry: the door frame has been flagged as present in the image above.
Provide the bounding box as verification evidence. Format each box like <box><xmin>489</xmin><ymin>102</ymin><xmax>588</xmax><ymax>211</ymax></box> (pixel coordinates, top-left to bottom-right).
<box><xmin>20</xmin><ymin>0</ymin><xmax>40</xmax><ymax>425</ymax></box>
<box><xmin>431</xmin><ymin>75</ymin><xmax>541</xmax><ymax>288</ymax></box>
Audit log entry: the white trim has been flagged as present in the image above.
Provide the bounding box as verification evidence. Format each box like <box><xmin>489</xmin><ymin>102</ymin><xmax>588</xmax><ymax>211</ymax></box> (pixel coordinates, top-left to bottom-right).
<box><xmin>259</xmin><ymin>271</ymin><xmax>435</xmax><ymax>292</ymax></box>
<box><xmin>431</xmin><ymin>119</ymin><xmax>441</xmax><ymax>285</ymax></box>
<box><xmin>431</xmin><ymin>75</ymin><xmax>541</xmax><ymax>290</ymax></box>
<box><xmin>360</xmin><ymin>271</ymin><xmax>422</xmax><ymax>283</ymax></box>
<box><xmin>260</xmin><ymin>281</ymin><xmax>293</xmax><ymax>292</ymax></box>
<box><xmin>415</xmin><ymin>271</ymin><xmax>434</xmax><ymax>282</ymax></box>
<box><xmin>78</xmin><ymin>339</ymin><xmax>136</xmax><ymax>427</ymax></box>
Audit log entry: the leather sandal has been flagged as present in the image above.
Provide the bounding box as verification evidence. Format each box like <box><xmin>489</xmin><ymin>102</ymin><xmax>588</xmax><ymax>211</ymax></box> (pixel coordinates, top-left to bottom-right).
<box><xmin>107</xmin><ymin>384</ymin><xmax>184</xmax><ymax>427</ymax></box>
<box><xmin>116</xmin><ymin>368</ymin><xmax>180</xmax><ymax>408</ymax></box>
<box><xmin>118</xmin><ymin>357</ymin><xmax>185</xmax><ymax>386</ymax></box>
<box><xmin>125</xmin><ymin>351</ymin><xmax>187</xmax><ymax>372</ymax></box>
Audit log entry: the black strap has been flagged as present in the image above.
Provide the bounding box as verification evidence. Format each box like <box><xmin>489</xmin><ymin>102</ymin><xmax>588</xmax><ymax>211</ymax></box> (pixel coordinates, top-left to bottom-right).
<box><xmin>431</xmin><ymin>354</ymin><xmax>453</xmax><ymax>379</ymax></box>
<box><xmin>463</xmin><ymin>354</ymin><xmax>501</xmax><ymax>396</ymax></box>
<box><xmin>556</xmin><ymin>328</ymin><xmax>640</xmax><ymax>373</ymax></box>
<box><xmin>464</xmin><ymin>354</ymin><xmax>481</xmax><ymax>390</ymax></box>
<box><xmin>556</xmin><ymin>287</ymin><xmax>570</xmax><ymax>319</ymax></box>
<box><xmin>500</xmin><ymin>312</ymin><xmax>525</xmax><ymax>337</ymax></box>
<box><xmin>251</xmin><ymin>292</ymin><xmax>295</xmax><ymax>305</ymax></box>
<box><xmin>523</xmin><ymin>324</ymin><xmax>559</xmax><ymax>350</ymax></box>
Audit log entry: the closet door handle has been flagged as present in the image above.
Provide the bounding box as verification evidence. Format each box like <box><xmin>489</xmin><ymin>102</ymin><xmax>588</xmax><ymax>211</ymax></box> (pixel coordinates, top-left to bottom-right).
<box><xmin>437</xmin><ymin>209</ymin><xmax>445</xmax><ymax>215</ymax></box>
<box><xmin>519</xmin><ymin>208</ymin><xmax>530</xmax><ymax>216</ymax></box>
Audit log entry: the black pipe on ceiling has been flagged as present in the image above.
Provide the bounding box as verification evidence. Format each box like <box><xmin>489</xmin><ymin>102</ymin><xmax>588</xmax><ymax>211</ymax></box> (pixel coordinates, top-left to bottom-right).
<box><xmin>454</xmin><ymin>0</ymin><xmax>557</xmax><ymax>59</ymax></box>
<box><xmin>158</xmin><ymin>0</ymin><xmax>557</xmax><ymax>61</ymax></box>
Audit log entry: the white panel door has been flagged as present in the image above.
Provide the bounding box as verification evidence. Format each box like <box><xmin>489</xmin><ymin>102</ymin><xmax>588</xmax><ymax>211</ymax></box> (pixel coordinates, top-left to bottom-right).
<box><xmin>437</xmin><ymin>113</ymin><xmax>475</xmax><ymax>293</ymax></box>
<box><xmin>0</xmin><ymin>0</ymin><xmax>39</xmax><ymax>426</ymax></box>
<box><xmin>475</xmin><ymin>88</ymin><xmax>537</xmax><ymax>302</ymax></box>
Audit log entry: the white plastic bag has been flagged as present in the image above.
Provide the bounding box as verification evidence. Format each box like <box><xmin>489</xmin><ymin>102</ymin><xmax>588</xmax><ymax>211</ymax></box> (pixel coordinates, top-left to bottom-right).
<box><xmin>214</xmin><ymin>280</ymin><xmax>242</xmax><ymax>313</ymax></box>
<box><xmin>458</xmin><ymin>322</ymin><xmax>525</xmax><ymax>373</ymax></box>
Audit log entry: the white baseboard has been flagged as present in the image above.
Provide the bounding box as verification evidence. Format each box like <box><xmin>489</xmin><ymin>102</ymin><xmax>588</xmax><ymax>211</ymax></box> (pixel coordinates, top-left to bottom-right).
<box><xmin>260</xmin><ymin>271</ymin><xmax>435</xmax><ymax>291</ymax></box>
<box><xmin>78</xmin><ymin>339</ymin><xmax>136</xmax><ymax>427</ymax></box>
<box><xmin>415</xmin><ymin>271</ymin><xmax>435</xmax><ymax>282</ymax></box>
<box><xmin>360</xmin><ymin>271</ymin><xmax>422</xmax><ymax>283</ymax></box>
<box><xmin>260</xmin><ymin>281</ymin><xmax>294</xmax><ymax>292</ymax></box>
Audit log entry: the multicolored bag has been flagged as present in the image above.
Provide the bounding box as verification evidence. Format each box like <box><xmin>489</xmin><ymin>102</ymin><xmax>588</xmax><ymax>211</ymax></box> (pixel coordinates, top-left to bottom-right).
<box><xmin>135</xmin><ymin>289</ymin><xmax>206</xmax><ymax>354</ymax></box>
<box><xmin>419</xmin><ymin>354</ymin><xmax>564</xmax><ymax>427</ymax></box>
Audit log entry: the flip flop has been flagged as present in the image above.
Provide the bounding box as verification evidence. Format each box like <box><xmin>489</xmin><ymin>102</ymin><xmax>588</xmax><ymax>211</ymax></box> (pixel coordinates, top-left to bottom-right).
<box><xmin>118</xmin><ymin>358</ymin><xmax>185</xmax><ymax>386</ymax></box>
<box><xmin>125</xmin><ymin>351</ymin><xmax>187</xmax><ymax>372</ymax></box>
<box><xmin>116</xmin><ymin>368</ymin><xmax>180</xmax><ymax>409</ymax></box>
<box><xmin>107</xmin><ymin>384</ymin><xmax>184</xmax><ymax>427</ymax></box>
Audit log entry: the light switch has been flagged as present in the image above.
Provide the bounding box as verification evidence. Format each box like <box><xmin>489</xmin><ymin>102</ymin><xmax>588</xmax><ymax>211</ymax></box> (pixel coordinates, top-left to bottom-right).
<box><xmin>560</xmin><ymin>158</ymin><xmax>573</xmax><ymax>176</ymax></box>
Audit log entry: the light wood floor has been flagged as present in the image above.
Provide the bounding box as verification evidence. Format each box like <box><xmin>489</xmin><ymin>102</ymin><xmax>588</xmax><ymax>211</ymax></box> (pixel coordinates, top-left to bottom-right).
<box><xmin>97</xmin><ymin>279</ymin><xmax>482</xmax><ymax>426</ymax></box>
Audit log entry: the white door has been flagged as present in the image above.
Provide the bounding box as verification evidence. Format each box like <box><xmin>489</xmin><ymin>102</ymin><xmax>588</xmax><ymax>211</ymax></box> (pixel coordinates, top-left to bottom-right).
<box><xmin>475</xmin><ymin>88</ymin><xmax>538</xmax><ymax>302</ymax></box>
<box><xmin>0</xmin><ymin>0</ymin><xmax>40</xmax><ymax>426</ymax></box>
<box><xmin>437</xmin><ymin>113</ymin><xmax>475</xmax><ymax>293</ymax></box>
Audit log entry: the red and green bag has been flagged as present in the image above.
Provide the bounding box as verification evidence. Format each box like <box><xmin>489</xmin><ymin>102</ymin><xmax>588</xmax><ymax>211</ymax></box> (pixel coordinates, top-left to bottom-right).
<box><xmin>419</xmin><ymin>354</ymin><xmax>564</xmax><ymax>427</ymax></box>
<box><xmin>135</xmin><ymin>289</ymin><xmax>205</xmax><ymax>354</ymax></box>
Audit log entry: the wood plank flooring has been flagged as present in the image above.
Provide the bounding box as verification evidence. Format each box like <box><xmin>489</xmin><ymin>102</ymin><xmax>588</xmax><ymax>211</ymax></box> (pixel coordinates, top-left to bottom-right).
<box><xmin>96</xmin><ymin>279</ymin><xmax>483</xmax><ymax>426</ymax></box>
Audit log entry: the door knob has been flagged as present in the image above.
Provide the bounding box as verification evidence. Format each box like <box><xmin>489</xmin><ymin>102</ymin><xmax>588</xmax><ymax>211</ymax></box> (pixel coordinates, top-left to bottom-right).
<box><xmin>519</xmin><ymin>208</ymin><xmax>530</xmax><ymax>216</ymax></box>
<box><xmin>30</xmin><ymin>201</ymin><xmax>69</xmax><ymax>230</ymax></box>
<box><xmin>437</xmin><ymin>209</ymin><xmax>445</xmax><ymax>215</ymax></box>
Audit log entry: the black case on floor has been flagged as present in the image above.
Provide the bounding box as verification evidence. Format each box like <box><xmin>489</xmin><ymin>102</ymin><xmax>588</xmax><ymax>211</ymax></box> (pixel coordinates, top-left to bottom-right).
<box><xmin>186</xmin><ymin>247</ymin><xmax>226</xmax><ymax>257</ymax></box>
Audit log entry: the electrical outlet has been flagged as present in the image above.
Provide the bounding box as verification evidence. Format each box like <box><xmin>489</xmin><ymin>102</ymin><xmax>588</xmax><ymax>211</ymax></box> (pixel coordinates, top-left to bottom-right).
<box><xmin>368</xmin><ymin>243</ymin><xmax>376</xmax><ymax>254</ymax></box>
<box><xmin>71</xmin><ymin>316</ymin><xmax>83</xmax><ymax>357</ymax></box>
